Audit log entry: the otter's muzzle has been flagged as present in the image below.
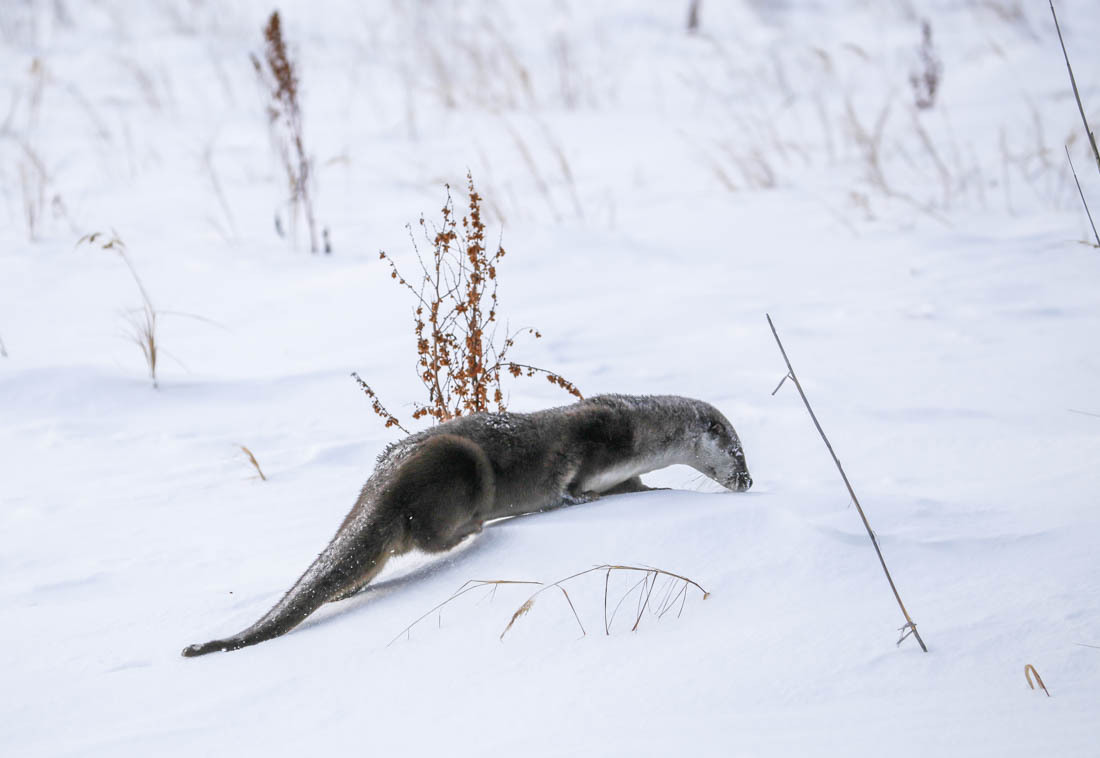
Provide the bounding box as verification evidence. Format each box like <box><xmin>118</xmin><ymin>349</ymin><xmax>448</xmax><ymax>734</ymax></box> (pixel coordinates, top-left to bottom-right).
<box><xmin>730</xmin><ymin>472</ymin><xmax>752</xmax><ymax>492</ymax></box>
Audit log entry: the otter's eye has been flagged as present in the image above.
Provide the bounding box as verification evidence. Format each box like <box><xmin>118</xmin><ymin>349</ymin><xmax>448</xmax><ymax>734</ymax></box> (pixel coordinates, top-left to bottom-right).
<box><xmin>709</xmin><ymin>422</ymin><xmax>722</xmax><ymax>435</ymax></box>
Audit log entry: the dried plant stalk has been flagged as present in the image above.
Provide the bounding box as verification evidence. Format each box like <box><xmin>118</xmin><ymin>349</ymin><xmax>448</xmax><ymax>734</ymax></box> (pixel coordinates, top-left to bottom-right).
<box><xmin>767</xmin><ymin>314</ymin><xmax>928</xmax><ymax>652</ymax></box>
<box><xmin>1065</xmin><ymin>146</ymin><xmax>1099</xmax><ymax>247</ymax></box>
<box><xmin>78</xmin><ymin>231</ymin><xmax>160</xmax><ymax>388</ymax></box>
<box><xmin>351</xmin><ymin>372</ymin><xmax>410</xmax><ymax>434</ymax></box>
<box><xmin>392</xmin><ymin>564</ymin><xmax>708</xmax><ymax>645</ymax></box>
<box><xmin>1049</xmin><ymin>1</ymin><xmax>1100</xmax><ymax>176</ymax></box>
<box><xmin>497</xmin><ymin>564</ymin><xmax>708</xmax><ymax>641</ymax></box>
<box><xmin>19</xmin><ymin>146</ymin><xmax>48</xmax><ymax>241</ymax></box>
<box><xmin>251</xmin><ymin>11</ymin><xmax>320</xmax><ymax>253</ymax></box>
<box><xmin>909</xmin><ymin>20</ymin><xmax>942</xmax><ymax>110</ymax></box>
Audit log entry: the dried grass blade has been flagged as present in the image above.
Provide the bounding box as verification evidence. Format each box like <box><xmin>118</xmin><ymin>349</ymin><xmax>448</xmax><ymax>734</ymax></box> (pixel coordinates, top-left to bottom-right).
<box><xmin>1024</xmin><ymin>663</ymin><xmax>1051</xmax><ymax>697</ymax></box>
<box><xmin>238</xmin><ymin>445</ymin><xmax>267</xmax><ymax>481</ymax></box>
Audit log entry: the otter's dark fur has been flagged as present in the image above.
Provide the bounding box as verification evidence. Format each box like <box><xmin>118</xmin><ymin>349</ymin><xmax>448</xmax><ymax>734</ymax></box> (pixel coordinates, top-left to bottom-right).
<box><xmin>182</xmin><ymin>394</ymin><xmax>751</xmax><ymax>656</ymax></box>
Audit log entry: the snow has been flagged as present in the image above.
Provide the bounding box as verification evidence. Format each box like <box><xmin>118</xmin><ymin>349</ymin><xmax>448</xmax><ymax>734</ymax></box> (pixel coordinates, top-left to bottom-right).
<box><xmin>2</xmin><ymin>0</ymin><xmax>1099</xmax><ymax>755</ymax></box>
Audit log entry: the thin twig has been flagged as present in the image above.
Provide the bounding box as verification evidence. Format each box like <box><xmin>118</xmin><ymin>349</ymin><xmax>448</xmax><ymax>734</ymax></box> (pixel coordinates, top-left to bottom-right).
<box><xmin>554</xmin><ymin>585</ymin><xmax>585</xmax><ymax>637</ymax></box>
<box><xmin>351</xmin><ymin>372</ymin><xmax>410</xmax><ymax>434</ymax></box>
<box><xmin>202</xmin><ymin>141</ymin><xmax>238</xmax><ymax>240</ymax></box>
<box><xmin>632</xmin><ymin>570</ymin><xmax>660</xmax><ymax>631</ymax></box>
<box><xmin>654</xmin><ymin>572</ymin><xmax>679</xmax><ymax>617</ymax></box>
<box><xmin>766</xmin><ymin>314</ymin><xmax>928</xmax><ymax>653</ymax></box>
<box><xmin>676</xmin><ymin>583</ymin><xmax>690</xmax><ymax>618</ymax></box>
<box><xmin>1049</xmin><ymin>0</ymin><xmax>1100</xmax><ymax>175</ymax></box>
<box><xmin>772</xmin><ymin>372</ymin><xmax>791</xmax><ymax>396</ymax></box>
<box><xmin>1065</xmin><ymin>145</ymin><xmax>1100</xmax><ymax>246</ymax></box>
<box><xmin>665</xmin><ymin>583</ymin><xmax>691</xmax><ymax>619</ymax></box>
<box><xmin>603</xmin><ymin>567</ymin><xmax>612</xmax><ymax>634</ymax></box>
<box><xmin>608</xmin><ymin>575</ymin><xmax>649</xmax><ymax>632</ymax></box>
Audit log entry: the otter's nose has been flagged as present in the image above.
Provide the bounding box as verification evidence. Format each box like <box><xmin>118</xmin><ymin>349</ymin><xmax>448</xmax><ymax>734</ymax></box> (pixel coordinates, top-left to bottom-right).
<box><xmin>734</xmin><ymin>472</ymin><xmax>752</xmax><ymax>492</ymax></box>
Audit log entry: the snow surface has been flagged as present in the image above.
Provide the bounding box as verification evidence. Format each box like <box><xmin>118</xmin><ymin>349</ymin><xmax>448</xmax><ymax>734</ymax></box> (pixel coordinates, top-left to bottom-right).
<box><xmin>2</xmin><ymin>1</ymin><xmax>1099</xmax><ymax>755</ymax></box>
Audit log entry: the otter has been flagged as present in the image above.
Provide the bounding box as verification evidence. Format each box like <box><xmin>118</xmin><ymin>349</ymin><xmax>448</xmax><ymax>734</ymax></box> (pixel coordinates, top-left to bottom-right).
<box><xmin>182</xmin><ymin>394</ymin><xmax>751</xmax><ymax>657</ymax></box>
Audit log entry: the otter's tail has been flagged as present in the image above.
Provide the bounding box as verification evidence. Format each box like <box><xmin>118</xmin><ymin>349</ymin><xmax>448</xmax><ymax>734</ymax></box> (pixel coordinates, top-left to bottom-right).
<box><xmin>181</xmin><ymin>515</ymin><xmax>401</xmax><ymax>657</ymax></box>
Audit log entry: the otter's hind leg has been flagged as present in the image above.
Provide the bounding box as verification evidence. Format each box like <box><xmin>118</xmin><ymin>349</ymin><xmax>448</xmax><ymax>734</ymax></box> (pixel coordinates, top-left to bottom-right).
<box><xmin>326</xmin><ymin>435</ymin><xmax>494</xmax><ymax>603</ymax></box>
<box><xmin>392</xmin><ymin>434</ymin><xmax>495</xmax><ymax>554</ymax></box>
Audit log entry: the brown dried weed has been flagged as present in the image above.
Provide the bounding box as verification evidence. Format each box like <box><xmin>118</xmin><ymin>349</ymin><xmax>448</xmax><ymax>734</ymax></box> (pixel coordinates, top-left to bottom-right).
<box><xmin>356</xmin><ymin>172</ymin><xmax>580</xmax><ymax>431</ymax></box>
<box><xmin>251</xmin><ymin>11</ymin><xmax>320</xmax><ymax>253</ymax></box>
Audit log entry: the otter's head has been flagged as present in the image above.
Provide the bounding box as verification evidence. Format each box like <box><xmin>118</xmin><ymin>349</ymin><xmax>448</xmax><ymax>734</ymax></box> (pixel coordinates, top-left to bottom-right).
<box><xmin>694</xmin><ymin>411</ymin><xmax>752</xmax><ymax>493</ymax></box>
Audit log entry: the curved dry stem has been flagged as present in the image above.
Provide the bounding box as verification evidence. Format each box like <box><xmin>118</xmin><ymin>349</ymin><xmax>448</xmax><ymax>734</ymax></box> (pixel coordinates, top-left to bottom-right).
<box><xmin>389</xmin><ymin>579</ymin><xmax>541</xmax><ymax>646</ymax></box>
<box><xmin>1024</xmin><ymin>663</ymin><xmax>1051</xmax><ymax>697</ymax></box>
<box><xmin>501</xmin><ymin>564</ymin><xmax>708</xmax><ymax>640</ymax></box>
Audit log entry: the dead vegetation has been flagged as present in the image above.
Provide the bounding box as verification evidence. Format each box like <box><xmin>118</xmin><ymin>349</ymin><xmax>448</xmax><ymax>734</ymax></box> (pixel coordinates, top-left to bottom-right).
<box><xmin>238</xmin><ymin>445</ymin><xmax>267</xmax><ymax>481</ymax></box>
<box><xmin>354</xmin><ymin>173</ymin><xmax>580</xmax><ymax>430</ymax></box>
<box><xmin>686</xmin><ymin>0</ymin><xmax>702</xmax><ymax>33</ymax></box>
<box><xmin>78</xmin><ymin>231</ymin><xmax>160</xmax><ymax>388</ymax></box>
<box><xmin>768</xmin><ymin>314</ymin><xmax>928</xmax><ymax>652</ymax></box>
<box><xmin>4</xmin><ymin>58</ymin><xmax>72</xmax><ymax>243</ymax></box>
<box><xmin>1049</xmin><ymin>1</ymin><xmax>1099</xmax><ymax>246</ymax></box>
<box><xmin>392</xmin><ymin>4</ymin><xmax>584</xmax><ymax>113</ymax></box>
<box><xmin>251</xmin><ymin>11</ymin><xmax>320</xmax><ymax>253</ymax></box>
<box><xmin>390</xmin><ymin>564</ymin><xmax>709</xmax><ymax>645</ymax></box>
<box><xmin>1049</xmin><ymin>1</ymin><xmax>1099</xmax><ymax>176</ymax></box>
<box><xmin>18</xmin><ymin>144</ymin><xmax>48</xmax><ymax>240</ymax></box>
<box><xmin>1024</xmin><ymin>663</ymin><xmax>1051</xmax><ymax>696</ymax></box>
<box><xmin>685</xmin><ymin>13</ymin><xmax>1080</xmax><ymax>225</ymax></box>
<box><xmin>909</xmin><ymin>20</ymin><xmax>943</xmax><ymax>111</ymax></box>
<box><xmin>1065</xmin><ymin>146</ymin><xmax>1099</xmax><ymax>246</ymax></box>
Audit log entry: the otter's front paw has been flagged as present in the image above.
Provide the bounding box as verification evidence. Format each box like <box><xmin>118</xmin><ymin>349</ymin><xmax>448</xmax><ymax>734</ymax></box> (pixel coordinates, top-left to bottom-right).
<box><xmin>562</xmin><ymin>491</ymin><xmax>600</xmax><ymax>506</ymax></box>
